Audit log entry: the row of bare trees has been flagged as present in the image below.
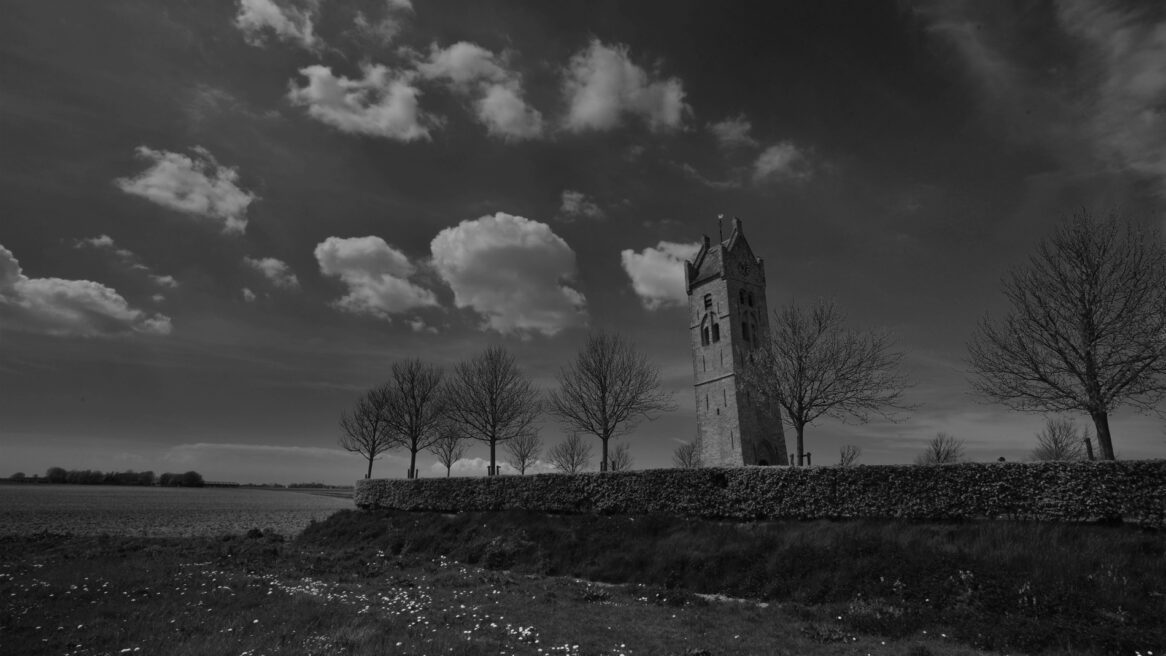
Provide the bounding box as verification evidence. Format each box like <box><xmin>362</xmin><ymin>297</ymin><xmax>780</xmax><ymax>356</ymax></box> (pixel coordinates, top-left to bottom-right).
<box><xmin>339</xmin><ymin>332</ymin><xmax>671</xmax><ymax>479</ymax></box>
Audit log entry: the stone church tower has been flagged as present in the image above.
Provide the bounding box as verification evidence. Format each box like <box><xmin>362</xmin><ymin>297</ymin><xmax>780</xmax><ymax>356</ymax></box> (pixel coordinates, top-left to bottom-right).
<box><xmin>685</xmin><ymin>217</ymin><xmax>789</xmax><ymax>467</ymax></box>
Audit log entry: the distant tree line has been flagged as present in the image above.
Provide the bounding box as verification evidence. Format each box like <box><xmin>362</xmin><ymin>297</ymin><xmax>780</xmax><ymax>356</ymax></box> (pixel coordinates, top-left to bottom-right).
<box><xmin>33</xmin><ymin>467</ymin><xmax>205</xmax><ymax>487</ymax></box>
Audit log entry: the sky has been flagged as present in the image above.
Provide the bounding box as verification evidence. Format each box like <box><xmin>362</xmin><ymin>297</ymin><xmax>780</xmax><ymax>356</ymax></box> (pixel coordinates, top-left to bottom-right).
<box><xmin>2</xmin><ymin>0</ymin><xmax>1165</xmax><ymax>484</ymax></box>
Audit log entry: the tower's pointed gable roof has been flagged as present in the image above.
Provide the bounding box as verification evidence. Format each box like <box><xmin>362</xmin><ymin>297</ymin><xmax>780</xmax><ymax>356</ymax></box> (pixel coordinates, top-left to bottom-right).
<box><xmin>685</xmin><ymin>217</ymin><xmax>760</xmax><ymax>293</ymax></box>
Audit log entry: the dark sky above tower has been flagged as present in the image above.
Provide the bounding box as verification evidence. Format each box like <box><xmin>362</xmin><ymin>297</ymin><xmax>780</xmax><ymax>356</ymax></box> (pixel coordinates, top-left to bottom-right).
<box><xmin>2</xmin><ymin>0</ymin><xmax>1164</xmax><ymax>483</ymax></box>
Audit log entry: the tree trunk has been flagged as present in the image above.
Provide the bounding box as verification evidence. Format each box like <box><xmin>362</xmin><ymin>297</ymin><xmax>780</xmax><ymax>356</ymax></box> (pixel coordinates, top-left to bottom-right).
<box><xmin>409</xmin><ymin>449</ymin><xmax>417</xmax><ymax>479</ymax></box>
<box><xmin>1090</xmin><ymin>410</ymin><xmax>1116</xmax><ymax>460</ymax></box>
<box><xmin>795</xmin><ymin>422</ymin><xmax>806</xmax><ymax>466</ymax></box>
<box><xmin>489</xmin><ymin>440</ymin><xmax>496</xmax><ymax>476</ymax></box>
<box><xmin>445</xmin><ymin>465</ymin><xmax>451</xmax><ymax>478</ymax></box>
<box><xmin>601</xmin><ymin>436</ymin><xmax>609</xmax><ymax>472</ymax></box>
<box><xmin>365</xmin><ymin>456</ymin><xmax>373</xmax><ymax>479</ymax></box>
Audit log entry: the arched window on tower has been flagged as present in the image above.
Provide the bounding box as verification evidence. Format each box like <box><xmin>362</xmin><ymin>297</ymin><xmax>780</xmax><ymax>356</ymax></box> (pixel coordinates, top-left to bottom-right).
<box><xmin>701</xmin><ymin>324</ymin><xmax>710</xmax><ymax>346</ymax></box>
<box><xmin>742</xmin><ymin>321</ymin><xmax>750</xmax><ymax>344</ymax></box>
<box><xmin>711</xmin><ymin>322</ymin><xmax>720</xmax><ymax>342</ymax></box>
<box><xmin>748</xmin><ymin>292</ymin><xmax>755</xmax><ymax>307</ymax></box>
<box><xmin>739</xmin><ymin>289</ymin><xmax>746</xmax><ymax>305</ymax></box>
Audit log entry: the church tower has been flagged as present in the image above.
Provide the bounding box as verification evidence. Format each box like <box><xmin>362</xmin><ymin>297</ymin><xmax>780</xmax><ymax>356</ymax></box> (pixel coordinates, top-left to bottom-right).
<box><xmin>685</xmin><ymin>217</ymin><xmax>788</xmax><ymax>467</ymax></box>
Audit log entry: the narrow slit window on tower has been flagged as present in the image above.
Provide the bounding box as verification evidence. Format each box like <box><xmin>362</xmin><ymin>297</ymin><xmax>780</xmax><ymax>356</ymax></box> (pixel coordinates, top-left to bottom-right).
<box><xmin>742</xmin><ymin>321</ymin><xmax>750</xmax><ymax>343</ymax></box>
<box><xmin>723</xmin><ymin>389</ymin><xmax>727</xmax><ymax>405</ymax></box>
<box><xmin>703</xmin><ymin>294</ymin><xmax>712</xmax><ymax>310</ymax></box>
<box><xmin>748</xmin><ymin>292</ymin><xmax>755</xmax><ymax>307</ymax></box>
<box><xmin>739</xmin><ymin>289</ymin><xmax>746</xmax><ymax>305</ymax></box>
<box><xmin>705</xmin><ymin>394</ymin><xmax>709</xmax><ymax>410</ymax></box>
<box><xmin>712</xmin><ymin>322</ymin><xmax>720</xmax><ymax>342</ymax></box>
<box><xmin>701</xmin><ymin>325</ymin><xmax>710</xmax><ymax>346</ymax></box>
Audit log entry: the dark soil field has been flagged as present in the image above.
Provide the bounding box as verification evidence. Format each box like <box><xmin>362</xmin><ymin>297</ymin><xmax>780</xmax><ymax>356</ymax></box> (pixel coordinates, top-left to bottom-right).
<box><xmin>2</xmin><ymin>510</ymin><xmax>1162</xmax><ymax>655</ymax></box>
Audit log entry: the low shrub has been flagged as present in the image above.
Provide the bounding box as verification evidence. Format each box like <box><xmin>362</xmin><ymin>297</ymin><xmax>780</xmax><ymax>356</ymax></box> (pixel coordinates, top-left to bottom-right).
<box><xmin>355</xmin><ymin>460</ymin><xmax>1166</xmax><ymax>527</ymax></box>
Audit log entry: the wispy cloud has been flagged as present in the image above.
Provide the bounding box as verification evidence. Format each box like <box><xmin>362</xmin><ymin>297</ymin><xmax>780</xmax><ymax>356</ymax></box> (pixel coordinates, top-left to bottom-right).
<box><xmin>235</xmin><ymin>0</ymin><xmax>321</xmax><ymax>50</ymax></box>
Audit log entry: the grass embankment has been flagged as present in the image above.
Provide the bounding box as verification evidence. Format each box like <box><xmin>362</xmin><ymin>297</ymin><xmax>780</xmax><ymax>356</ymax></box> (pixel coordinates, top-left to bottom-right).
<box><xmin>1</xmin><ymin>512</ymin><xmax>1162</xmax><ymax>655</ymax></box>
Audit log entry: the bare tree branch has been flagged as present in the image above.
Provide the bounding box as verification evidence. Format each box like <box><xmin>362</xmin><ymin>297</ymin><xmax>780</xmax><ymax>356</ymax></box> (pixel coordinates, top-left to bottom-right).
<box><xmin>672</xmin><ymin>436</ymin><xmax>702</xmax><ymax>469</ymax></box>
<box><xmin>1030</xmin><ymin>417</ymin><xmax>1088</xmax><ymax>461</ymax></box>
<box><xmin>915</xmin><ymin>432</ymin><xmax>966</xmax><ymax>465</ymax></box>
<box><xmin>338</xmin><ymin>385</ymin><xmax>395</xmax><ymax>479</ymax></box>
<box><xmin>838</xmin><ymin>444</ymin><xmax>862</xmax><ymax>467</ymax></box>
<box><xmin>548</xmin><ymin>330</ymin><xmax>676</xmax><ymax>471</ymax></box>
<box><xmin>427</xmin><ymin>420</ymin><xmax>468</xmax><ymax>477</ymax></box>
<box><xmin>505</xmin><ymin>430</ymin><xmax>543</xmax><ymax>475</ymax></box>
<box><xmin>608</xmin><ymin>442</ymin><xmax>633</xmax><ymax>472</ymax></box>
<box><xmin>968</xmin><ymin>211</ymin><xmax>1166</xmax><ymax>460</ymax></box>
<box><xmin>445</xmin><ymin>346</ymin><xmax>541</xmax><ymax>476</ymax></box>
<box><xmin>380</xmin><ymin>359</ymin><xmax>446</xmax><ymax>479</ymax></box>
<box><xmin>742</xmin><ymin>299</ymin><xmax>912</xmax><ymax>466</ymax></box>
<box><xmin>548</xmin><ymin>432</ymin><xmax>592</xmax><ymax>474</ymax></box>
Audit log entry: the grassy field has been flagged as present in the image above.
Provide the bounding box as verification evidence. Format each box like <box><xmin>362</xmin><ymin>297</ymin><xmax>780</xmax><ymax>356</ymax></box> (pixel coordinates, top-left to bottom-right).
<box><xmin>2</xmin><ymin>510</ymin><xmax>1162</xmax><ymax>655</ymax></box>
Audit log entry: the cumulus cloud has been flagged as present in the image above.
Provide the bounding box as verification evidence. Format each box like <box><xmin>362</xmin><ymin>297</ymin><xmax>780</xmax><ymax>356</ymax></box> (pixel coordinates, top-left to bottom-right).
<box><xmin>315</xmin><ymin>236</ymin><xmax>437</xmax><ymax>319</ymax></box>
<box><xmin>244</xmin><ymin>256</ymin><xmax>300</xmax><ymax>290</ymax></box>
<box><xmin>150</xmin><ymin>275</ymin><xmax>178</xmax><ymax>289</ymax></box>
<box><xmin>430</xmin><ymin>213</ymin><xmax>587</xmax><ymax>337</ymax></box>
<box><xmin>562</xmin><ymin>40</ymin><xmax>689</xmax><ymax>132</ymax></box>
<box><xmin>752</xmin><ymin>142</ymin><xmax>812</xmax><ymax>183</ymax></box>
<box><xmin>709</xmin><ymin>115</ymin><xmax>759</xmax><ymax>149</ymax></box>
<box><xmin>77</xmin><ymin>234</ymin><xmax>115</xmax><ymax>249</ymax></box>
<box><xmin>620</xmin><ymin>241</ymin><xmax>701</xmax><ymax>310</ymax></box>
<box><xmin>557</xmin><ymin>190</ymin><xmax>605</xmax><ymax>222</ymax></box>
<box><xmin>429</xmin><ymin>457</ymin><xmax>556</xmax><ymax>477</ymax></box>
<box><xmin>234</xmin><ymin>0</ymin><xmax>320</xmax><ymax>50</ymax></box>
<box><xmin>116</xmin><ymin>146</ymin><xmax>257</xmax><ymax>234</ymax></box>
<box><xmin>418</xmin><ymin>42</ymin><xmax>544</xmax><ymax>140</ymax></box>
<box><xmin>288</xmin><ymin>65</ymin><xmax>432</xmax><ymax>141</ymax></box>
<box><xmin>0</xmin><ymin>243</ymin><xmax>171</xmax><ymax>337</ymax></box>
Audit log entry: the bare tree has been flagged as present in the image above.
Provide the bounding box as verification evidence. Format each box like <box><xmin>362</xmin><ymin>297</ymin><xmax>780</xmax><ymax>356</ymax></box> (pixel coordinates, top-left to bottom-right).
<box><xmin>446</xmin><ymin>346</ymin><xmax>541</xmax><ymax>476</ymax></box>
<box><xmin>505</xmin><ymin>430</ymin><xmax>543</xmax><ymax>475</ymax></box>
<box><xmin>381</xmin><ymin>359</ymin><xmax>446</xmax><ymax>479</ymax></box>
<box><xmin>968</xmin><ymin>212</ymin><xmax>1166</xmax><ymax>460</ymax></box>
<box><xmin>548</xmin><ymin>432</ymin><xmax>592</xmax><ymax>474</ymax></box>
<box><xmin>427</xmin><ymin>421</ymin><xmax>468</xmax><ymax>477</ymax></box>
<box><xmin>1030</xmin><ymin>417</ymin><xmax>1087</xmax><ymax>461</ymax></box>
<box><xmin>914</xmin><ymin>432</ymin><xmax>966</xmax><ymax>465</ymax></box>
<box><xmin>743</xmin><ymin>299</ymin><xmax>911</xmax><ymax>467</ymax></box>
<box><xmin>609</xmin><ymin>442</ymin><xmax>633</xmax><ymax>472</ymax></box>
<box><xmin>548</xmin><ymin>331</ymin><xmax>676</xmax><ymax>471</ymax></box>
<box><xmin>672</xmin><ymin>436</ymin><xmax>702</xmax><ymax>469</ymax></box>
<box><xmin>839</xmin><ymin>444</ymin><xmax>862</xmax><ymax>467</ymax></box>
<box><xmin>338</xmin><ymin>386</ymin><xmax>394</xmax><ymax>479</ymax></box>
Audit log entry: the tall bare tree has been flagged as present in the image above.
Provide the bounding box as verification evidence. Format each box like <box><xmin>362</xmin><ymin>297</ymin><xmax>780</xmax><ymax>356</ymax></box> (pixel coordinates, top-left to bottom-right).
<box><xmin>381</xmin><ymin>359</ymin><xmax>446</xmax><ymax>479</ymax></box>
<box><xmin>743</xmin><ymin>299</ymin><xmax>911</xmax><ymax>466</ymax></box>
<box><xmin>427</xmin><ymin>421</ymin><xmax>468</xmax><ymax>477</ymax></box>
<box><xmin>608</xmin><ymin>442</ymin><xmax>633</xmax><ymax>472</ymax></box>
<box><xmin>446</xmin><ymin>346</ymin><xmax>541</xmax><ymax>476</ymax></box>
<box><xmin>839</xmin><ymin>444</ymin><xmax>862</xmax><ymax>467</ymax></box>
<box><xmin>914</xmin><ymin>432</ymin><xmax>966</xmax><ymax>465</ymax></box>
<box><xmin>672</xmin><ymin>436</ymin><xmax>702</xmax><ymax>469</ymax></box>
<box><xmin>1030</xmin><ymin>417</ymin><xmax>1087</xmax><ymax>461</ymax></box>
<box><xmin>548</xmin><ymin>432</ymin><xmax>592</xmax><ymax>474</ymax></box>
<box><xmin>968</xmin><ymin>212</ymin><xmax>1166</xmax><ymax>461</ymax></box>
<box><xmin>505</xmin><ymin>430</ymin><xmax>543</xmax><ymax>475</ymax></box>
<box><xmin>548</xmin><ymin>330</ymin><xmax>676</xmax><ymax>471</ymax></box>
<box><xmin>338</xmin><ymin>385</ymin><xmax>394</xmax><ymax>479</ymax></box>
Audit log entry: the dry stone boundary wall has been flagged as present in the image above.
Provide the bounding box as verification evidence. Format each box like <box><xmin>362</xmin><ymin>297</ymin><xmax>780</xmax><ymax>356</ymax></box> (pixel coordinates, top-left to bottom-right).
<box><xmin>355</xmin><ymin>460</ymin><xmax>1166</xmax><ymax>527</ymax></box>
